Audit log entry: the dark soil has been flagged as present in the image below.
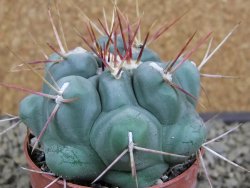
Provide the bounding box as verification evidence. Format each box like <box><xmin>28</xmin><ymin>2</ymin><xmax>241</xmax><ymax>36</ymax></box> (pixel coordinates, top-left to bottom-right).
<box><xmin>162</xmin><ymin>156</ymin><xmax>196</xmax><ymax>182</ymax></box>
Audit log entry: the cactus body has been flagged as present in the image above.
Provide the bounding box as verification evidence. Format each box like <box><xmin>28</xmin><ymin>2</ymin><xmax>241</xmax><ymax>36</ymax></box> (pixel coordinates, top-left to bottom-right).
<box><xmin>19</xmin><ymin>32</ymin><xmax>206</xmax><ymax>187</ymax></box>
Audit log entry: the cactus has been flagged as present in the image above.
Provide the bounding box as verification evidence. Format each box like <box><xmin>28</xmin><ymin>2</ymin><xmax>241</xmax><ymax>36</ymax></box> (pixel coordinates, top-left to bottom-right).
<box><xmin>17</xmin><ymin>8</ymin><xmax>209</xmax><ymax>188</ymax></box>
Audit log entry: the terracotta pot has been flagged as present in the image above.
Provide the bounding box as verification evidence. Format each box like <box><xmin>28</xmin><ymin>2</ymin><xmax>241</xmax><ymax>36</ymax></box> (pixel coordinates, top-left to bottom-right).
<box><xmin>24</xmin><ymin>134</ymin><xmax>200</xmax><ymax>188</ymax></box>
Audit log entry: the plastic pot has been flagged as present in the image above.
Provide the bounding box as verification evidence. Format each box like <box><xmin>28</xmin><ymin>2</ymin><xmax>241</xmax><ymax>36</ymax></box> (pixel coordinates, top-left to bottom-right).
<box><xmin>23</xmin><ymin>134</ymin><xmax>200</xmax><ymax>188</ymax></box>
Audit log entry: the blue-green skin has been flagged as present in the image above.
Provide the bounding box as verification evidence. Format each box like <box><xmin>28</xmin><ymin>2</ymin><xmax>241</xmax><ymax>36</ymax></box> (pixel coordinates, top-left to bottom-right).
<box><xmin>19</xmin><ymin>37</ymin><xmax>206</xmax><ymax>187</ymax></box>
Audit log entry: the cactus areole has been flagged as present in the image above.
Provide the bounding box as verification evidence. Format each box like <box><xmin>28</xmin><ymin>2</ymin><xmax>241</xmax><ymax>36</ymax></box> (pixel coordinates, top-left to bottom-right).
<box><xmin>19</xmin><ymin>12</ymin><xmax>207</xmax><ymax>188</ymax></box>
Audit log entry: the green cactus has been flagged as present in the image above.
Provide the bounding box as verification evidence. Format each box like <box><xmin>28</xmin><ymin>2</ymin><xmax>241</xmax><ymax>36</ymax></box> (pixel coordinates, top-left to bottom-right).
<box><xmin>18</xmin><ymin>11</ymin><xmax>207</xmax><ymax>188</ymax></box>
